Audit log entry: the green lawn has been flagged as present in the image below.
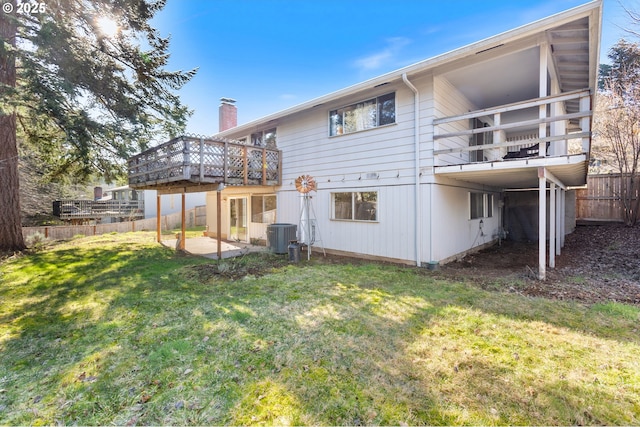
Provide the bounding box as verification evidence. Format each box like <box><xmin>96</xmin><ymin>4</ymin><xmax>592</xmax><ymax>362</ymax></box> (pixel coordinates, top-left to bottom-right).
<box><xmin>1</xmin><ymin>232</ymin><xmax>639</xmax><ymax>425</ymax></box>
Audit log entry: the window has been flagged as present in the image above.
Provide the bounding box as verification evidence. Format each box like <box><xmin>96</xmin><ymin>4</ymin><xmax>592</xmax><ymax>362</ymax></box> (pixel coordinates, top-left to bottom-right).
<box><xmin>251</xmin><ymin>195</ymin><xmax>277</xmax><ymax>223</ymax></box>
<box><xmin>251</xmin><ymin>128</ymin><xmax>277</xmax><ymax>147</ymax></box>
<box><xmin>486</xmin><ymin>194</ymin><xmax>493</xmax><ymax>218</ymax></box>
<box><xmin>332</xmin><ymin>192</ymin><xmax>377</xmax><ymax>221</ymax></box>
<box><xmin>329</xmin><ymin>93</ymin><xmax>395</xmax><ymax>136</ymax></box>
<box><xmin>469</xmin><ymin>192</ymin><xmax>494</xmax><ymax>219</ymax></box>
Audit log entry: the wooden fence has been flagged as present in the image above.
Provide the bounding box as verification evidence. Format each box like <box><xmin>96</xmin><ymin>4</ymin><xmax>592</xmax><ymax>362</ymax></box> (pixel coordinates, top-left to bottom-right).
<box><xmin>576</xmin><ymin>174</ymin><xmax>639</xmax><ymax>222</ymax></box>
<box><xmin>23</xmin><ymin>206</ymin><xmax>206</xmax><ymax>241</ymax></box>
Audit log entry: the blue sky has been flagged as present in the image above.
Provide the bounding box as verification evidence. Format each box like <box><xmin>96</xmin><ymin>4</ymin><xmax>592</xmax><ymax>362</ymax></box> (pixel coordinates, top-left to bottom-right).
<box><xmin>150</xmin><ymin>0</ymin><xmax>630</xmax><ymax>136</ymax></box>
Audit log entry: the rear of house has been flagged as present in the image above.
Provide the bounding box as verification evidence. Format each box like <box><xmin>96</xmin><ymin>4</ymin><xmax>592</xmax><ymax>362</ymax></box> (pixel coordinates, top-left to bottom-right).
<box><xmin>129</xmin><ymin>1</ymin><xmax>602</xmax><ymax>279</ymax></box>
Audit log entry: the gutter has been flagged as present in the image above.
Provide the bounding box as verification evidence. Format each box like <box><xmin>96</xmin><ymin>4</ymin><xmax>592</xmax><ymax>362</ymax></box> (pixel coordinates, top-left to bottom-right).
<box><xmin>402</xmin><ymin>73</ymin><xmax>422</xmax><ymax>267</ymax></box>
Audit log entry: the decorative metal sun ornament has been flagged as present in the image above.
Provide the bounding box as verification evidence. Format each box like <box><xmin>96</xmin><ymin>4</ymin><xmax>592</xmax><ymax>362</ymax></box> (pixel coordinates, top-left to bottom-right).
<box><xmin>295</xmin><ymin>174</ymin><xmax>317</xmax><ymax>193</ymax></box>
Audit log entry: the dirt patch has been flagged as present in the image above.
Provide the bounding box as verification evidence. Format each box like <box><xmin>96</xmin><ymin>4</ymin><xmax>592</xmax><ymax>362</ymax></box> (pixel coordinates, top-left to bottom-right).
<box><xmin>438</xmin><ymin>223</ymin><xmax>640</xmax><ymax>306</ymax></box>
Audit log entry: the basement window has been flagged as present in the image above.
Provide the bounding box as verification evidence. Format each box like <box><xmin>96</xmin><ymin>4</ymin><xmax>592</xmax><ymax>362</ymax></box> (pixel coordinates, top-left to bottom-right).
<box><xmin>332</xmin><ymin>192</ymin><xmax>377</xmax><ymax>222</ymax></box>
<box><xmin>469</xmin><ymin>192</ymin><xmax>494</xmax><ymax>219</ymax></box>
<box><xmin>251</xmin><ymin>195</ymin><xmax>277</xmax><ymax>223</ymax></box>
<box><xmin>329</xmin><ymin>93</ymin><xmax>395</xmax><ymax>136</ymax></box>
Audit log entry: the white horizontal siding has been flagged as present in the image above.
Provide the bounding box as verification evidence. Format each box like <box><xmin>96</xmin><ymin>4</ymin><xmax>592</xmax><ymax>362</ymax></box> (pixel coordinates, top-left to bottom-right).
<box><xmin>428</xmin><ymin>180</ymin><xmax>501</xmax><ymax>262</ymax></box>
<box><xmin>433</xmin><ymin>76</ymin><xmax>476</xmax><ymax>166</ymax></box>
<box><xmin>277</xmin><ymin>84</ymin><xmax>418</xmax><ymax>187</ymax></box>
<box><xmin>215</xmin><ymin>72</ymin><xmax>507</xmax><ymax>265</ymax></box>
<box><xmin>277</xmin><ymin>184</ymin><xmax>417</xmax><ymax>263</ymax></box>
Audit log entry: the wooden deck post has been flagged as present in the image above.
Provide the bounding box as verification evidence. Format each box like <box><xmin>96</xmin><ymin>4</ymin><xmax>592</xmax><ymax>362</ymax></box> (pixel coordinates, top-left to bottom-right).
<box><xmin>223</xmin><ymin>140</ymin><xmax>229</xmax><ymax>181</ymax></box>
<box><xmin>180</xmin><ymin>193</ymin><xmax>186</xmax><ymax>251</ymax></box>
<box><xmin>243</xmin><ymin>146</ymin><xmax>248</xmax><ymax>186</ymax></box>
<box><xmin>199</xmin><ymin>138</ymin><xmax>205</xmax><ymax>182</ymax></box>
<box><xmin>262</xmin><ymin>148</ymin><xmax>267</xmax><ymax>186</ymax></box>
<box><xmin>156</xmin><ymin>194</ymin><xmax>161</xmax><ymax>243</ymax></box>
<box><xmin>217</xmin><ymin>189</ymin><xmax>222</xmax><ymax>259</ymax></box>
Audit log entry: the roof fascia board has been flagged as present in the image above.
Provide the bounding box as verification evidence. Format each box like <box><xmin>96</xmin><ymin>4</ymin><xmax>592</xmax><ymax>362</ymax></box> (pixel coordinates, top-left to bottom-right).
<box><xmin>215</xmin><ymin>1</ymin><xmax>602</xmax><ymax>138</ymax></box>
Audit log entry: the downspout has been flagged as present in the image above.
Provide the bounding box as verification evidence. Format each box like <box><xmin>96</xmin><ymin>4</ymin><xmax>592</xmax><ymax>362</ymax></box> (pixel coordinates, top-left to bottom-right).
<box><xmin>402</xmin><ymin>73</ymin><xmax>422</xmax><ymax>267</ymax></box>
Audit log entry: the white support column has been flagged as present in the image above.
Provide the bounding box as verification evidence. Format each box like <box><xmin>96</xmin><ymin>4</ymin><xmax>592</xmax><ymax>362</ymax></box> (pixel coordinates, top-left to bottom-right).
<box><xmin>580</xmin><ymin>93</ymin><xmax>591</xmax><ymax>153</ymax></box>
<box><xmin>539</xmin><ymin>43</ymin><xmax>549</xmax><ymax>156</ymax></box>
<box><xmin>538</xmin><ymin>170</ymin><xmax>547</xmax><ymax>280</ymax></box>
<box><xmin>556</xmin><ymin>188</ymin><xmax>562</xmax><ymax>255</ymax></box>
<box><xmin>493</xmin><ymin>112</ymin><xmax>502</xmax><ymax>144</ymax></box>
<box><xmin>561</xmin><ymin>189</ymin><xmax>566</xmax><ymax>248</ymax></box>
<box><xmin>549</xmin><ymin>182</ymin><xmax>556</xmax><ymax>269</ymax></box>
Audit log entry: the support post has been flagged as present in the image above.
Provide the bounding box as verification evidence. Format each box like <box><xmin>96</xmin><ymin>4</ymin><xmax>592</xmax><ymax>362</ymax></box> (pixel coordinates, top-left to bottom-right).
<box><xmin>262</xmin><ymin>148</ymin><xmax>267</xmax><ymax>186</ymax></box>
<box><xmin>580</xmin><ymin>93</ymin><xmax>591</xmax><ymax>153</ymax></box>
<box><xmin>549</xmin><ymin>182</ymin><xmax>556</xmax><ymax>268</ymax></box>
<box><xmin>556</xmin><ymin>188</ymin><xmax>562</xmax><ymax>255</ymax></box>
<box><xmin>217</xmin><ymin>189</ymin><xmax>222</xmax><ymax>259</ymax></box>
<box><xmin>180</xmin><ymin>193</ymin><xmax>186</xmax><ymax>251</ymax></box>
<box><xmin>243</xmin><ymin>146</ymin><xmax>248</xmax><ymax>186</ymax></box>
<box><xmin>539</xmin><ymin>42</ymin><xmax>548</xmax><ymax>156</ymax></box>
<box><xmin>156</xmin><ymin>194</ymin><xmax>161</xmax><ymax>243</ymax></box>
<box><xmin>199</xmin><ymin>138</ymin><xmax>205</xmax><ymax>182</ymax></box>
<box><xmin>538</xmin><ymin>169</ymin><xmax>547</xmax><ymax>280</ymax></box>
<box><xmin>561</xmin><ymin>189</ymin><xmax>566</xmax><ymax>248</ymax></box>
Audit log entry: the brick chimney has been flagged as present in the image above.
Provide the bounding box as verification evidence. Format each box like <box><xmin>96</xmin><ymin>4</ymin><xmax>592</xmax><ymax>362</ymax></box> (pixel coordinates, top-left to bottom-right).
<box><xmin>219</xmin><ymin>97</ymin><xmax>237</xmax><ymax>132</ymax></box>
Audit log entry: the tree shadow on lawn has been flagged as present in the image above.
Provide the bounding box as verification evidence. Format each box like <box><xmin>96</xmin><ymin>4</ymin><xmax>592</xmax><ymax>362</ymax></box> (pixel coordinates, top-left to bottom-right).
<box><xmin>199</xmin><ymin>265</ymin><xmax>638</xmax><ymax>425</ymax></box>
<box><xmin>0</xmin><ymin>247</ymin><xmax>638</xmax><ymax>425</ymax></box>
<box><xmin>0</xmin><ymin>242</ymin><xmax>212</xmax><ymax>423</ymax></box>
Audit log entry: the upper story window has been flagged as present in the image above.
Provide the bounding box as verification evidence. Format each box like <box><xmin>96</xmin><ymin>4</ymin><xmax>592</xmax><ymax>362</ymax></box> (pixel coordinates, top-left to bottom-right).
<box><xmin>329</xmin><ymin>93</ymin><xmax>395</xmax><ymax>136</ymax></box>
<box><xmin>251</xmin><ymin>128</ymin><xmax>277</xmax><ymax>148</ymax></box>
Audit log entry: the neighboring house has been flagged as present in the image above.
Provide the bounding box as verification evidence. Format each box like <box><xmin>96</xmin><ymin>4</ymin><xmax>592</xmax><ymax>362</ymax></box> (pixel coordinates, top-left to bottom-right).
<box><xmin>128</xmin><ymin>1</ymin><xmax>602</xmax><ymax>279</ymax></box>
<box><xmin>53</xmin><ymin>186</ymin><xmax>206</xmax><ymax>224</ymax></box>
<box><xmin>53</xmin><ymin>186</ymin><xmax>145</xmax><ymax>224</ymax></box>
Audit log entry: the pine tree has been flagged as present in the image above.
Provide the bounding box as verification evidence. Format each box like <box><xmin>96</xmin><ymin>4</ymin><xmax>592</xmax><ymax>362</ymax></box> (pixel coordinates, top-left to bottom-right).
<box><xmin>0</xmin><ymin>0</ymin><xmax>196</xmax><ymax>251</ymax></box>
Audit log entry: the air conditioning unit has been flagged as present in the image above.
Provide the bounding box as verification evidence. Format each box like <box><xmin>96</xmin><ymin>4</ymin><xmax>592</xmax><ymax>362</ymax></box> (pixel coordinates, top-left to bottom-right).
<box><xmin>266</xmin><ymin>223</ymin><xmax>297</xmax><ymax>254</ymax></box>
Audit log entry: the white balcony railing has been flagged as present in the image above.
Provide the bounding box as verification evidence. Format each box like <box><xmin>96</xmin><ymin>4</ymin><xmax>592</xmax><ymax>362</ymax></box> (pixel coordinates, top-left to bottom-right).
<box><xmin>433</xmin><ymin>89</ymin><xmax>592</xmax><ymax>166</ymax></box>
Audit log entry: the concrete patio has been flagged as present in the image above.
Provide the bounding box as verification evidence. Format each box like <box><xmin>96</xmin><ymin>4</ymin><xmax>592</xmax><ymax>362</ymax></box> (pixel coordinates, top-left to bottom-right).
<box><xmin>161</xmin><ymin>237</ymin><xmax>270</xmax><ymax>260</ymax></box>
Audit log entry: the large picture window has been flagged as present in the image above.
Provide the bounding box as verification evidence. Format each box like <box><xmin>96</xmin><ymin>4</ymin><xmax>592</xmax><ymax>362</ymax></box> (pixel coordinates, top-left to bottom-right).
<box><xmin>251</xmin><ymin>195</ymin><xmax>277</xmax><ymax>223</ymax></box>
<box><xmin>329</xmin><ymin>93</ymin><xmax>395</xmax><ymax>136</ymax></box>
<box><xmin>332</xmin><ymin>192</ymin><xmax>378</xmax><ymax>221</ymax></box>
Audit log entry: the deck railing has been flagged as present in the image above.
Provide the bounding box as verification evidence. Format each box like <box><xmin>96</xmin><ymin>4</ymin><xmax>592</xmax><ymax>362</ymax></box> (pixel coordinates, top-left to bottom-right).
<box><xmin>128</xmin><ymin>136</ymin><xmax>281</xmax><ymax>189</ymax></box>
<box><xmin>433</xmin><ymin>89</ymin><xmax>592</xmax><ymax>166</ymax></box>
<box><xmin>53</xmin><ymin>199</ymin><xmax>145</xmax><ymax>220</ymax></box>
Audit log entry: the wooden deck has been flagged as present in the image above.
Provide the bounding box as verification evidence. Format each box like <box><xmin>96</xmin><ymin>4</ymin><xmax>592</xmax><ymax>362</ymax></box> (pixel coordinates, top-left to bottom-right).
<box><xmin>128</xmin><ymin>135</ymin><xmax>281</xmax><ymax>191</ymax></box>
<box><xmin>53</xmin><ymin>199</ymin><xmax>144</xmax><ymax>221</ymax></box>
